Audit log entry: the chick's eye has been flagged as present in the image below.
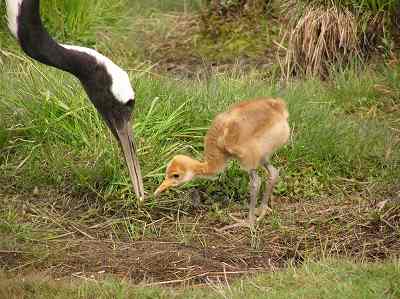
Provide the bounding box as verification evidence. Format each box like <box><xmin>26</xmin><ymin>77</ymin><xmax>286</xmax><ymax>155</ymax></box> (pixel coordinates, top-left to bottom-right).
<box><xmin>172</xmin><ymin>174</ymin><xmax>180</xmax><ymax>179</ymax></box>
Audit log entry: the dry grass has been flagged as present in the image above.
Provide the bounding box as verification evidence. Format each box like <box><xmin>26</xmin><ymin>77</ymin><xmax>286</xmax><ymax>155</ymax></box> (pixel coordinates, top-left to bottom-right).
<box><xmin>282</xmin><ymin>1</ymin><xmax>398</xmax><ymax>79</ymax></box>
<box><xmin>1</xmin><ymin>186</ymin><xmax>399</xmax><ymax>285</ymax></box>
<box><xmin>284</xmin><ymin>5</ymin><xmax>360</xmax><ymax>79</ymax></box>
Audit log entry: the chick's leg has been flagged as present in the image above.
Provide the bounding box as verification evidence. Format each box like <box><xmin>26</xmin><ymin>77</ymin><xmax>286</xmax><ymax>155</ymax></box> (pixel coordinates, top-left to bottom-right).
<box><xmin>216</xmin><ymin>170</ymin><xmax>261</xmax><ymax>232</ymax></box>
<box><xmin>256</xmin><ymin>163</ymin><xmax>279</xmax><ymax>222</ymax></box>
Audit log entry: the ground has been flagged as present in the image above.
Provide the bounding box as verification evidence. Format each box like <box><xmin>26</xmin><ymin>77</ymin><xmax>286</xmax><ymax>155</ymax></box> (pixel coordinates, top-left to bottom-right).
<box><xmin>2</xmin><ymin>185</ymin><xmax>399</xmax><ymax>286</ymax></box>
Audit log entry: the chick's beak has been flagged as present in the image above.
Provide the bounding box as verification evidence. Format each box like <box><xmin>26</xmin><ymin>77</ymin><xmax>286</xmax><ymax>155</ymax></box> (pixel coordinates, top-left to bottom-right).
<box><xmin>154</xmin><ymin>179</ymin><xmax>174</xmax><ymax>196</ymax></box>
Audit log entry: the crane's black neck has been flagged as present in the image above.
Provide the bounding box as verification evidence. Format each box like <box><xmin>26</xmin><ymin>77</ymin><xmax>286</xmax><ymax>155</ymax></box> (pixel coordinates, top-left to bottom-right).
<box><xmin>17</xmin><ymin>0</ymin><xmax>96</xmax><ymax>82</ymax></box>
<box><xmin>15</xmin><ymin>0</ymin><xmax>134</xmax><ymax>123</ymax></box>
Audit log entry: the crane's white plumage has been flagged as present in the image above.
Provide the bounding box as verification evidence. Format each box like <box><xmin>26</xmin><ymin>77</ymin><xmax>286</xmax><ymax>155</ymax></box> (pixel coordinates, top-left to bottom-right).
<box><xmin>6</xmin><ymin>0</ymin><xmax>23</xmax><ymax>39</ymax></box>
<box><xmin>62</xmin><ymin>45</ymin><xmax>135</xmax><ymax>104</ymax></box>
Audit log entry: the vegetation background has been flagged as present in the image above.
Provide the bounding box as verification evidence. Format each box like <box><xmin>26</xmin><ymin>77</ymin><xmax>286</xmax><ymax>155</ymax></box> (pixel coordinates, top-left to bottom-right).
<box><xmin>0</xmin><ymin>0</ymin><xmax>399</xmax><ymax>297</ymax></box>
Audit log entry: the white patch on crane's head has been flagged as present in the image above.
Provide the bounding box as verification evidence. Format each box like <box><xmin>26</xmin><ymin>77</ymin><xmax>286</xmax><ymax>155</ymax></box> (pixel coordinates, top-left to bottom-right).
<box><xmin>6</xmin><ymin>0</ymin><xmax>24</xmax><ymax>39</ymax></box>
<box><xmin>62</xmin><ymin>45</ymin><xmax>135</xmax><ymax>104</ymax></box>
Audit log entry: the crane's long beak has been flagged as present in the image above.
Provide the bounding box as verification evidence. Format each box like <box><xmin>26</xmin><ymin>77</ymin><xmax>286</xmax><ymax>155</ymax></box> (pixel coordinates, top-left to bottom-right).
<box><xmin>114</xmin><ymin>120</ymin><xmax>145</xmax><ymax>200</ymax></box>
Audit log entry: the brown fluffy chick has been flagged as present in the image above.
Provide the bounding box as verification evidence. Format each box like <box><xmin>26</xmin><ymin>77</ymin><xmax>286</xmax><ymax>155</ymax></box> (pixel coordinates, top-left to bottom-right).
<box><xmin>154</xmin><ymin>97</ymin><xmax>290</xmax><ymax>231</ymax></box>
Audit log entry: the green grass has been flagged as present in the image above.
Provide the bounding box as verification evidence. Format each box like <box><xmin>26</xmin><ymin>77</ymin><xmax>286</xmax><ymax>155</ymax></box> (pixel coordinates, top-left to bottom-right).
<box><xmin>0</xmin><ymin>0</ymin><xmax>130</xmax><ymax>47</ymax></box>
<box><xmin>1</xmin><ymin>52</ymin><xmax>399</xmax><ymax>201</ymax></box>
<box><xmin>40</xmin><ymin>0</ymin><xmax>130</xmax><ymax>45</ymax></box>
<box><xmin>1</xmin><ymin>259</ymin><xmax>399</xmax><ymax>298</ymax></box>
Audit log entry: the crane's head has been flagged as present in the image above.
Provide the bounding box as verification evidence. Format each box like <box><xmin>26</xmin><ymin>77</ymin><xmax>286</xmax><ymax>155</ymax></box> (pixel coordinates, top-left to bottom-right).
<box><xmin>78</xmin><ymin>54</ymin><xmax>145</xmax><ymax>201</ymax></box>
<box><xmin>154</xmin><ymin>155</ymin><xmax>198</xmax><ymax>196</ymax></box>
<box><xmin>102</xmin><ymin>100</ymin><xmax>144</xmax><ymax>200</ymax></box>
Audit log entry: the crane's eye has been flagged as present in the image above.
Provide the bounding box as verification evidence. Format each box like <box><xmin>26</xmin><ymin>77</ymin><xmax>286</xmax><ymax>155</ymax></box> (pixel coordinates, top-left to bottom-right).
<box><xmin>172</xmin><ymin>174</ymin><xmax>180</xmax><ymax>179</ymax></box>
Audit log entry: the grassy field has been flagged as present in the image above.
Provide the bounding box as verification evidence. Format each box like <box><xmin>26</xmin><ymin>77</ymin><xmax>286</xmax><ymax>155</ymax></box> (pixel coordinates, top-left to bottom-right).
<box><xmin>1</xmin><ymin>54</ymin><xmax>399</xmax><ymax>200</ymax></box>
<box><xmin>1</xmin><ymin>0</ymin><xmax>400</xmax><ymax>297</ymax></box>
<box><xmin>1</xmin><ymin>259</ymin><xmax>399</xmax><ymax>298</ymax></box>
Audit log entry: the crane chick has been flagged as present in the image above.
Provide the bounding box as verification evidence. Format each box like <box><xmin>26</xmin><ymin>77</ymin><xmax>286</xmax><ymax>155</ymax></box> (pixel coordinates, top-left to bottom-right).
<box><xmin>155</xmin><ymin>97</ymin><xmax>290</xmax><ymax>231</ymax></box>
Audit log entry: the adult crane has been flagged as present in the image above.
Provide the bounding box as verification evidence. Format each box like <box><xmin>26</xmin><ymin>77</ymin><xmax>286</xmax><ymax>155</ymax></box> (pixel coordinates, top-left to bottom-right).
<box><xmin>6</xmin><ymin>0</ymin><xmax>145</xmax><ymax>199</ymax></box>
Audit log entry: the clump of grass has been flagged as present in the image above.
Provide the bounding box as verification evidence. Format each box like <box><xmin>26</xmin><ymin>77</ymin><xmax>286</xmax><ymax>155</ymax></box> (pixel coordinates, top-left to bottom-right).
<box><xmin>282</xmin><ymin>0</ymin><xmax>399</xmax><ymax>78</ymax></box>
<box><xmin>284</xmin><ymin>5</ymin><xmax>360</xmax><ymax>79</ymax></box>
